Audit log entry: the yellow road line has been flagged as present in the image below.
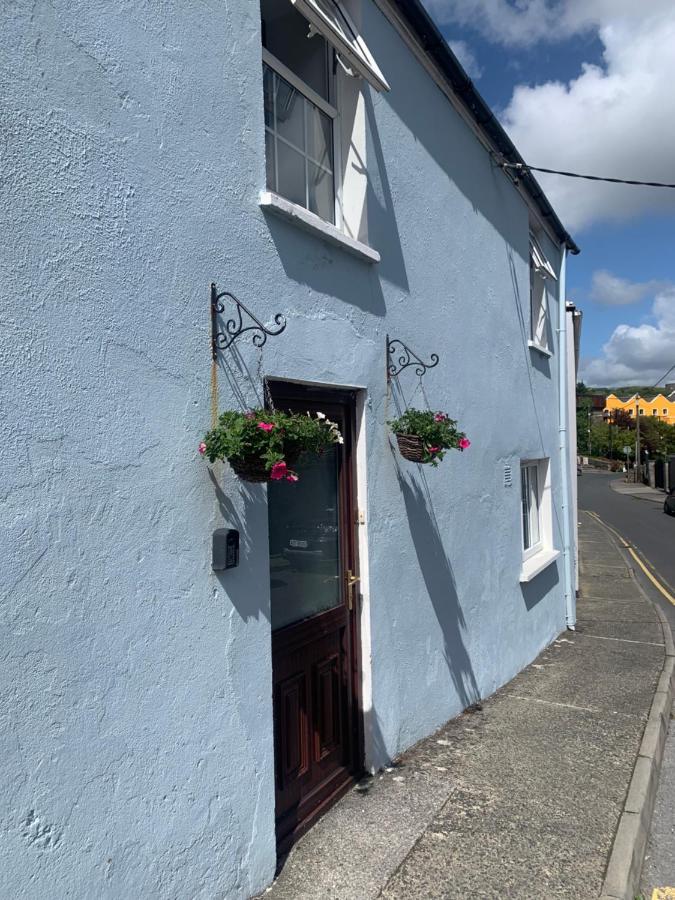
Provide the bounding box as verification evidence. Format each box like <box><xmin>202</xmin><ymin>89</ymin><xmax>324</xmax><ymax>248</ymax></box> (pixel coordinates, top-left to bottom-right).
<box><xmin>583</xmin><ymin>510</ymin><xmax>675</xmax><ymax>607</ymax></box>
<box><xmin>627</xmin><ymin>546</ymin><xmax>675</xmax><ymax>607</ymax></box>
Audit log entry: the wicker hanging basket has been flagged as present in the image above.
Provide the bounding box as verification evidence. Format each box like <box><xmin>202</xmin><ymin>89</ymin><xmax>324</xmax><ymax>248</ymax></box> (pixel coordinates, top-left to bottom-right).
<box><xmin>396</xmin><ymin>434</ymin><xmax>426</xmax><ymax>463</ymax></box>
<box><xmin>228</xmin><ymin>457</ymin><xmax>270</xmax><ymax>483</ymax></box>
<box><xmin>228</xmin><ymin>451</ymin><xmax>301</xmax><ymax>483</ymax></box>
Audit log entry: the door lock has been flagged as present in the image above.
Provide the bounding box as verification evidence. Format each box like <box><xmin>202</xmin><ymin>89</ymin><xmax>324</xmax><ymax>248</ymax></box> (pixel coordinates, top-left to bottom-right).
<box><xmin>345</xmin><ymin>569</ymin><xmax>360</xmax><ymax>611</ymax></box>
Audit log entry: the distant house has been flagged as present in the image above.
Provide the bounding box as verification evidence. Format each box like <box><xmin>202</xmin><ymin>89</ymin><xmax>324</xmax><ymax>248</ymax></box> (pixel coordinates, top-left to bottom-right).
<box><xmin>604</xmin><ymin>393</ymin><xmax>675</xmax><ymax>425</ymax></box>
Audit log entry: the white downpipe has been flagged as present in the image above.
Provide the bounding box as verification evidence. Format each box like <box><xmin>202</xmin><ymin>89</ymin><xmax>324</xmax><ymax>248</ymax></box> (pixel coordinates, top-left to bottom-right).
<box><xmin>557</xmin><ymin>250</ymin><xmax>576</xmax><ymax>628</ymax></box>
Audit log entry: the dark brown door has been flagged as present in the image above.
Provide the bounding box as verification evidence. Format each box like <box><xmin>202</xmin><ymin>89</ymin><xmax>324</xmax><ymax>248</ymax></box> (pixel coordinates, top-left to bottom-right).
<box><xmin>268</xmin><ymin>384</ymin><xmax>362</xmax><ymax>853</ymax></box>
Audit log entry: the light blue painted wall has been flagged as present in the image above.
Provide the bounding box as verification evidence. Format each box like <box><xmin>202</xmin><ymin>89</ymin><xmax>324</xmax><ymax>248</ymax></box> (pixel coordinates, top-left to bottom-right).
<box><xmin>0</xmin><ymin>0</ymin><xmax>566</xmax><ymax>896</ymax></box>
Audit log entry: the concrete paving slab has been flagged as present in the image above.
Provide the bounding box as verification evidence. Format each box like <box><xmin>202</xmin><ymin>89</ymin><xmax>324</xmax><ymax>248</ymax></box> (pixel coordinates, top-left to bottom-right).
<box><xmin>576</xmin><ymin>622</ymin><xmax>665</xmax><ymax>645</ymax></box>
<box><xmin>499</xmin><ymin>632</ymin><xmax>661</xmax><ymax>717</ymax></box>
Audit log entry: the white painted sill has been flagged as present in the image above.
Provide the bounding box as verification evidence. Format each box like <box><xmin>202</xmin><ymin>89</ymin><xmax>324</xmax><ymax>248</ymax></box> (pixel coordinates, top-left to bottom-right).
<box><xmin>528</xmin><ymin>340</ymin><xmax>553</xmax><ymax>358</ymax></box>
<box><xmin>259</xmin><ymin>191</ymin><xmax>380</xmax><ymax>264</ymax></box>
<box><xmin>519</xmin><ymin>548</ymin><xmax>560</xmax><ymax>583</ymax></box>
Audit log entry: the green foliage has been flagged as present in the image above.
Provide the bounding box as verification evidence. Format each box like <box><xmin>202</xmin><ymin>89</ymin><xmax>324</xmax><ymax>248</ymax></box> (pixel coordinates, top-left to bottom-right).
<box><xmin>577</xmin><ymin>416</ymin><xmax>675</xmax><ymax>459</ymax></box>
<box><xmin>388</xmin><ymin>408</ymin><xmax>468</xmax><ymax>466</ymax></box>
<box><xmin>202</xmin><ymin>408</ymin><xmax>341</xmax><ymax>472</ymax></box>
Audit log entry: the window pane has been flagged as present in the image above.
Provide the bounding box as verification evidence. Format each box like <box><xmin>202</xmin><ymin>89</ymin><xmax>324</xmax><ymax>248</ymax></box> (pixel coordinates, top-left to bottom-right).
<box><xmin>307</xmin><ymin>161</ymin><xmax>334</xmax><ymax>223</ymax></box>
<box><xmin>306</xmin><ymin>102</ymin><xmax>333</xmax><ymax>169</ymax></box>
<box><xmin>528</xmin><ymin>466</ymin><xmax>540</xmax><ymax>547</ymax></box>
<box><xmin>531</xmin><ymin>275</ymin><xmax>548</xmax><ymax>347</ymax></box>
<box><xmin>274</xmin><ymin>76</ymin><xmax>305</xmax><ymax>153</ymax></box>
<box><xmin>265</xmin><ymin>129</ymin><xmax>276</xmax><ymax>193</ymax></box>
<box><xmin>521</xmin><ymin>467</ymin><xmax>530</xmax><ymax>550</ymax></box>
<box><xmin>269</xmin><ymin>447</ymin><xmax>341</xmax><ymax>631</ymax></box>
<box><xmin>276</xmin><ymin>140</ymin><xmax>306</xmax><ymax>208</ymax></box>
<box><xmin>260</xmin><ymin>0</ymin><xmax>330</xmax><ymax>100</ymax></box>
<box><xmin>263</xmin><ymin>64</ymin><xmax>274</xmax><ymax>128</ymax></box>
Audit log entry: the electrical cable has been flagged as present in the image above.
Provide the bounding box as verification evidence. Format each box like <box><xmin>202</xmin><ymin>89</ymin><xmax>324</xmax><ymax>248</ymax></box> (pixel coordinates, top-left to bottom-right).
<box><xmin>653</xmin><ymin>364</ymin><xmax>675</xmax><ymax>388</ymax></box>
<box><xmin>501</xmin><ymin>161</ymin><xmax>675</xmax><ymax>190</ymax></box>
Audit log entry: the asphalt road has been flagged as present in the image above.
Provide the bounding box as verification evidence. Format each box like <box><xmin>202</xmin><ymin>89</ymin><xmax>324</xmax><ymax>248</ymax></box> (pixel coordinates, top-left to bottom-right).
<box><xmin>577</xmin><ymin>470</ymin><xmax>675</xmax><ymax>895</ymax></box>
<box><xmin>577</xmin><ymin>470</ymin><xmax>675</xmax><ymax>633</ymax></box>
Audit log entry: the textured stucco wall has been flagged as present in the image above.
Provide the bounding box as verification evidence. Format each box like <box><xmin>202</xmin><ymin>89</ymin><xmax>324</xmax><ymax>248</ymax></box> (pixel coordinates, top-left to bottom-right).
<box><xmin>1</xmin><ymin>0</ymin><xmax>566</xmax><ymax>896</ymax></box>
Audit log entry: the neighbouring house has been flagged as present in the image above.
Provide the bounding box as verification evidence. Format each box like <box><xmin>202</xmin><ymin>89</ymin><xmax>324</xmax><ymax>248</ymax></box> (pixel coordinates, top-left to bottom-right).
<box><xmin>604</xmin><ymin>393</ymin><xmax>675</xmax><ymax>425</ymax></box>
<box><xmin>1</xmin><ymin>1</ymin><xmax>580</xmax><ymax>896</ymax></box>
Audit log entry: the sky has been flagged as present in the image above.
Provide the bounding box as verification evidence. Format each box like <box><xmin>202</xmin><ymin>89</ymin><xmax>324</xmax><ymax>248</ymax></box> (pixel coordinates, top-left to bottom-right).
<box><xmin>421</xmin><ymin>0</ymin><xmax>675</xmax><ymax>389</ymax></box>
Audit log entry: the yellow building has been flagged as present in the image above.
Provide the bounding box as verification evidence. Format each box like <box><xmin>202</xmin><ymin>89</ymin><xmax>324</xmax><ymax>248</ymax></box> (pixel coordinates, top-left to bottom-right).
<box><xmin>604</xmin><ymin>393</ymin><xmax>675</xmax><ymax>426</ymax></box>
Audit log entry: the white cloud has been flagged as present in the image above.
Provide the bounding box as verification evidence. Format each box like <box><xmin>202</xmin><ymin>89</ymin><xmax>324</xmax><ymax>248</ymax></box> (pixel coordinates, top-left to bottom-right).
<box><xmin>590</xmin><ymin>271</ymin><xmax>666</xmax><ymax>307</ymax></box>
<box><xmin>448</xmin><ymin>40</ymin><xmax>482</xmax><ymax>79</ymax></box>
<box><xmin>423</xmin><ymin>2</ymin><xmax>675</xmax><ymax>232</ymax></box>
<box><xmin>423</xmin><ymin>1</ymin><xmax>673</xmax><ymax>48</ymax></box>
<box><xmin>580</xmin><ymin>288</ymin><xmax>675</xmax><ymax>386</ymax></box>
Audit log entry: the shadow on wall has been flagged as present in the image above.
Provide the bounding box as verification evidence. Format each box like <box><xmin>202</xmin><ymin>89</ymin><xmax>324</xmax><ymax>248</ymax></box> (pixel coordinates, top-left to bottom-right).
<box><xmin>362</xmin><ymin>91</ymin><xmax>409</xmax><ymax>293</ymax></box>
<box><xmin>369</xmin><ymin>18</ymin><xmax>527</xmax><ymax>262</ymax></box>
<box><xmin>262</xmin><ymin>213</ymin><xmax>387</xmax><ymax>317</ymax></box>
<box><xmin>208</xmin><ymin>468</ymin><xmax>271</xmax><ymax>623</ymax></box>
<box><xmin>520</xmin><ymin>561</ymin><xmax>559</xmax><ymax>612</ymax></box>
<box><xmin>395</xmin><ymin>460</ymin><xmax>480</xmax><ymax>711</ymax></box>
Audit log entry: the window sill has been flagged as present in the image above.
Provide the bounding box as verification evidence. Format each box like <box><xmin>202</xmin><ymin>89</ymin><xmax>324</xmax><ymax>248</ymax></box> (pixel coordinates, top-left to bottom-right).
<box><xmin>520</xmin><ymin>548</ymin><xmax>560</xmax><ymax>583</ymax></box>
<box><xmin>528</xmin><ymin>340</ymin><xmax>553</xmax><ymax>358</ymax></box>
<box><xmin>259</xmin><ymin>191</ymin><xmax>380</xmax><ymax>264</ymax></box>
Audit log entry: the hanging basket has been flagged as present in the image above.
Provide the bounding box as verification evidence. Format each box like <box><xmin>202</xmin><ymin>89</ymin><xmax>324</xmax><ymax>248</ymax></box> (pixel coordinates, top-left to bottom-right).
<box><xmin>228</xmin><ymin>457</ymin><xmax>270</xmax><ymax>483</ymax></box>
<box><xmin>228</xmin><ymin>451</ymin><xmax>301</xmax><ymax>483</ymax></box>
<box><xmin>396</xmin><ymin>434</ymin><xmax>426</xmax><ymax>463</ymax></box>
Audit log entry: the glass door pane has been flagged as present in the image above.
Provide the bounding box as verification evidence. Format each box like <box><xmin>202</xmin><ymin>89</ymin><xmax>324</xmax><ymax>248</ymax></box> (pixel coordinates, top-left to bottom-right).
<box><xmin>269</xmin><ymin>445</ymin><xmax>342</xmax><ymax>631</ymax></box>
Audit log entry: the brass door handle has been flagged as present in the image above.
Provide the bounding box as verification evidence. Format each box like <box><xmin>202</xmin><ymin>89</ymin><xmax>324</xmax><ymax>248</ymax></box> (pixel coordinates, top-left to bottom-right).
<box><xmin>345</xmin><ymin>570</ymin><xmax>360</xmax><ymax>610</ymax></box>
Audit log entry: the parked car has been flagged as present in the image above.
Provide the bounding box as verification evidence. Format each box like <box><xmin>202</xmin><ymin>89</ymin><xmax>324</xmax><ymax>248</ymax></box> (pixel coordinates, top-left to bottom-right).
<box><xmin>664</xmin><ymin>488</ymin><xmax>675</xmax><ymax>516</ymax></box>
<box><xmin>577</xmin><ymin>465</ymin><xmax>582</xmax><ymax>476</ymax></box>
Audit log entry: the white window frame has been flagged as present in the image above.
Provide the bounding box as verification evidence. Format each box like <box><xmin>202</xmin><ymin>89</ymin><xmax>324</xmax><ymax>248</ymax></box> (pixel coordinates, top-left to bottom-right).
<box><xmin>519</xmin><ymin>458</ymin><xmax>559</xmax><ymax>582</ymax></box>
<box><xmin>521</xmin><ymin>461</ymin><xmax>543</xmax><ymax>561</ymax></box>
<box><xmin>260</xmin><ymin>1</ymin><xmax>380</xmax><ymax>259</ymax></box>
<box><xmin>528</xmin><ymin>233</ymin><xmax>557</xmax><ymax>356</ymax></box>
<box><xmin>289</xmin><ymin>0</ymin><xmax>390</xmax><ymax>92</ymax></box>
<box><xmin>262</xmin><ymin>38</ymin><xmax>342</xmax><ymax>230</ymax></box>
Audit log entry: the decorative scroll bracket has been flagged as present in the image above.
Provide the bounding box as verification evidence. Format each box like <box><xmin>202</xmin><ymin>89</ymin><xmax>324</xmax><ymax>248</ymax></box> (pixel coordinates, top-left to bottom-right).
<box><xmin>211</xmin><ymin>282</ymin><xmax>287</xmax><ymax>360</ymax></box>
<box><xmin>386</xmin><ymin>334</ymin><xmax>439</xmax><ymax>382</ymax></box>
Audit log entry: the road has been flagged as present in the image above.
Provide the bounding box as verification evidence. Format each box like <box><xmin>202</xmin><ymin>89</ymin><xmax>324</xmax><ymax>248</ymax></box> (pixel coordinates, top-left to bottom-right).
<box><xmin>577</xmin><ymin>470</ymin><xmax>675</xmax><ymax>896</ymax></box>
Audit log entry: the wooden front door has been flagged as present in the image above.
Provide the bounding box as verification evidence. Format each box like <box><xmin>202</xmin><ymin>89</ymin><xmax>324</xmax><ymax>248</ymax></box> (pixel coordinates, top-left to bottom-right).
<box><xmin>268</xmin><ymin>384</ymin><xmax>362</xmax><ymax>853</ymax></box>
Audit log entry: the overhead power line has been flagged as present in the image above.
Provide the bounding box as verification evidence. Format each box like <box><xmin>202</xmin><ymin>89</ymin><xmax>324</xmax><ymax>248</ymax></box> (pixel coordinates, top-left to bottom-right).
<box><xmin>501</xmin><ymin>161</ymin><xmax>675</xmax><ymax>190</ymax></box>
<box><xmin>653</xmin><ymin>364</ymin><xmax>675</xmax><ymax>388</ymax></box>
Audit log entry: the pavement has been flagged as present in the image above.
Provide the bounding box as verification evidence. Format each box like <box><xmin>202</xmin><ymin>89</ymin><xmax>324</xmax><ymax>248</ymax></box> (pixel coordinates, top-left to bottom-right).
<box><xmin>579</xmin><ymin>470</ymin><xmax>675</xmax><ymax>899</ymax></box>
<box><xmin>259</xmin><ymin>511</ymin><xmax>670</xmax><ymax>900</ymax></box>
<box><xmin>609</xmin><ymin>478</ymin><xmax>666</xmax><ymax>504</ymax></box>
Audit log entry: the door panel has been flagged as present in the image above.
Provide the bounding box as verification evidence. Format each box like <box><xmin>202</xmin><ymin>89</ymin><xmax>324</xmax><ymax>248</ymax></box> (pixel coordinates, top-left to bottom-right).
<box><xmin>269</xmin><ymin>386</ymin><xmax>362</xmax><ymax>853</ymax></box>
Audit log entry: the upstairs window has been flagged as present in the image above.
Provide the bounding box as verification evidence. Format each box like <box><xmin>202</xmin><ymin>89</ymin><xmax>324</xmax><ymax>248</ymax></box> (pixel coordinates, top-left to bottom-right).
<box><xmin>529</xmin><ymin>233</ymin><xmax>557</xmax><ymax>354</ymax></box>
<box><xmin>261</xmin><ymin>0</ymin><xmax>388</xmax><ymax>227</ymax></box>
<box><xmin>262</xmin><ymin>0</ymin><xmax>336</xmax><ymax>223</ymax></box>
<box><xmin>664</xmin><ymin>408</ymin><xmax>669</xmax><ymax>415</ymax></box>
<box><xmin>639</xmin><ymin>408</ymin><xmax>645</xmax><ymax>415</ymax></box>
<box><xmin>653</xmin><ymin>408</ymin><xmax>657</xmax><ymax>416</ymax></box>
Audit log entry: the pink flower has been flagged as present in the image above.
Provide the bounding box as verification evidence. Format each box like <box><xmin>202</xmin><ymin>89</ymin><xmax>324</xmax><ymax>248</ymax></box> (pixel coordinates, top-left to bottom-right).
<box><xmin>286</xmin><ymin>473</ymin><xmax>299</xmax><ymax>482</ymax></box>
<box><xmin>459</xmin><ymin>437</ymin><xmax>471</xmax><ymax>450</ymax></box>
<box><xmin>434</xmin><ymin>413</ymin><xmax>446</xmax><ymax>422</ymax></box>
<box><xmin>257</xmin><ymin>422</ymin><xmax>275</xmax><ymax>432</ymax></box>
<box><xmin>428</xmin><ymin>446</ymin><xmax>440</xmax><ymax>454</ymax></box>
<box><xmin>269</xmin><ymin>461</ymin><xmax>288</xmax><ymax>480</ymax></box>
<box><xmin>198</xmin><ymin>442</ymin><xmax>206</xmax><ymax>455</ymax></box>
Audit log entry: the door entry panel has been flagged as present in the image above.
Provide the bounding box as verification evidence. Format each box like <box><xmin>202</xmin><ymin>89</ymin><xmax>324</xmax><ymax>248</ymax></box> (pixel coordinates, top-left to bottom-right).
<box><xmin>268</xmin><ymin>387</ymin><xmax>362</xmax><ymax>853</ymax></box>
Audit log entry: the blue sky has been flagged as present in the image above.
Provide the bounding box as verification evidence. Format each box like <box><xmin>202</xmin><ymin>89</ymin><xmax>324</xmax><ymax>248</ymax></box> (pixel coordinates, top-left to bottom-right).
<box><xmin>422</xmin><ymin>1</ymin><xmax>675</xmax><ymax>388</ymax></box>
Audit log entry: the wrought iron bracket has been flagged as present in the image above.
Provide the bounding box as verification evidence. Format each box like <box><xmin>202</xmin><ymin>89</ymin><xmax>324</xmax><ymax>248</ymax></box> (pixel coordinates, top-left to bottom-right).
<box><xmin>210</xmin><ymin>282</ymin><xmax>287</xmax><ymax>359</ymax></box>
<box><xmin>387</xmin><ymin>334</ymin><xmax>439</xmax><ymax>382</ymax></box>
